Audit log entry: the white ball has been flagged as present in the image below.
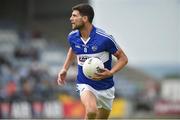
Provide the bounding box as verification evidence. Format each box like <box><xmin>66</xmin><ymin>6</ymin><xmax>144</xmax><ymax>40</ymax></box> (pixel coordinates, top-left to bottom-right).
<box><xmin>82</xmin><ymin>57</ymin><xmax>104</xmax><ymax>79</ymax></box>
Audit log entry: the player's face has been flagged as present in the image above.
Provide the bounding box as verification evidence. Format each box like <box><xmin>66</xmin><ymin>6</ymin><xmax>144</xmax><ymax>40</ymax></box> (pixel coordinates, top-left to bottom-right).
<box><xmin>70</xmin><ymin>10</ymin><xmax>85</xmax><ymax>30</ymax></box>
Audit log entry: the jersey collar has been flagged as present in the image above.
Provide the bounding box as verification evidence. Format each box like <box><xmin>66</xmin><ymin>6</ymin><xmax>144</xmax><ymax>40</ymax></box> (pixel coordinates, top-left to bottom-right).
<box><xmin>89</xmin><ymin>25</ymin><xmax>96</xmax><ymax>38</ymax></box>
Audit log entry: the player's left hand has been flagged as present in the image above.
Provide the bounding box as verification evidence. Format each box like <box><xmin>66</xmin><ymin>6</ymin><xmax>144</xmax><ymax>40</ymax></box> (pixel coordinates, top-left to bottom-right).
<box><xmin>92</xmin><ymin>68</ymin><xmax>113</xmax><ymax>80</ymax></box>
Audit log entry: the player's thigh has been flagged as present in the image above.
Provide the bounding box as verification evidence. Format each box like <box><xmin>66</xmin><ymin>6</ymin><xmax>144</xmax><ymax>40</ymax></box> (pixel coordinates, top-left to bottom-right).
<box><xmin>96</xmin><ymin>108</ymin><xmax>111</xmax><ymax>119</ymax></box>
<box><xmin>80</xmin><ymin>90</ymin><xmax>97</xmax><ymax>109</ymax></box>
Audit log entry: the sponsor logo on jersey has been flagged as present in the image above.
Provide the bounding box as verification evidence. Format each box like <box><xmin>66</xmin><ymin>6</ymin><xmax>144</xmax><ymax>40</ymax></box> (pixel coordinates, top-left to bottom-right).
<box><xmin>75</xmin><ymin>44</ymin><xmax>81</xmax><ymax>48</ymax></box>
<box><xmin>79</xmin><ymin>56</ymin><xmax>90</xmax><ymax>62</ymax></box>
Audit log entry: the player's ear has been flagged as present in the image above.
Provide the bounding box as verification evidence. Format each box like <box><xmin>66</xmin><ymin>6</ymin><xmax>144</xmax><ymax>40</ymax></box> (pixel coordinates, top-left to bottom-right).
<box><xmin>82</xmin><ymin>16</ymin><xmax>88</xmax><ymax>22</ymax></box>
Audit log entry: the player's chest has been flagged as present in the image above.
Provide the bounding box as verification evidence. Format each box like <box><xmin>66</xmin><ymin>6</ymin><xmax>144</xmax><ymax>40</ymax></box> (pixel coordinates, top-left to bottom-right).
<box><xmin>72</xmin><ymin>38</ymin><xmax>106</xmax><ymax>54</ymax></box>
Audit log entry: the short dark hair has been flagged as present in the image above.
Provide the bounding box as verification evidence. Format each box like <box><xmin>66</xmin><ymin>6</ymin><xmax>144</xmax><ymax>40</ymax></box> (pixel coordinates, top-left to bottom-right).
<box><xmin>72</xmin><ymin>3</ymin><xmax>94</xmax><ymax>23</ymax></box>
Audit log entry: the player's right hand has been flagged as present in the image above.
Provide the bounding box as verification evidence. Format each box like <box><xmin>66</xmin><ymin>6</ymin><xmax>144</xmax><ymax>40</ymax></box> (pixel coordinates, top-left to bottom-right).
<box><xmin>57</xmin><ymin>69</ymin><xmax>67</xmax><ymax>86</ymax></box>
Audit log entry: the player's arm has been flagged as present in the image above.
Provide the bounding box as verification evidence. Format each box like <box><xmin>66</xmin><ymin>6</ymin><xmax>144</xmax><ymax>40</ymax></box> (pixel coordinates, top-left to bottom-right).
<box><xmin>94</xmin><ymin>48</ymin><xmax>128</xmax><ymax>80</ymax></box>
<box><xmin>110</xmin><ymin>48</ymin><xmax>128</xmax><ymax>74</ymax></box>
<box><xmin>57</xmin><ymin>47</ymin><xmax>75</xmax><ymax>85</ymax></box>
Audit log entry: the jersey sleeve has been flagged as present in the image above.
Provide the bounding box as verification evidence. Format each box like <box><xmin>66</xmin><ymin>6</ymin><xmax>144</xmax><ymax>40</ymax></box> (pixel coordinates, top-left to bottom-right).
<box><xmin>106</xmin><ymin>35</ymin><xmax>120</xmax><ymax>54</ymax></box>
<box><xmin>67</xmin><ymin>35</ymin><xmax>73</xmax><ymax>47</ymax></box>
<box><xmin>67</xmin><ymin>30</ymin><xmax>78</xmax><ymax>48</ymax></box>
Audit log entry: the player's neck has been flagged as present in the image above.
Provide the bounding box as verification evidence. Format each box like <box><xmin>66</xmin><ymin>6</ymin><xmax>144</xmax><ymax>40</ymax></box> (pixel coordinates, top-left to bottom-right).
<box><xmin>80</xmin><ymin>24</ymin><xmax>93</xmax><ymax>41</ymax></box>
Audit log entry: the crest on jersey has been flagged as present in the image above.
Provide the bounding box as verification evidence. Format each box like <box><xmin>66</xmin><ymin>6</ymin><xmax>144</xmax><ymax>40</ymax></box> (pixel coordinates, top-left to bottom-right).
<box><xmin>92</xmin><ymin>45</ymin><xmax>98</xmax><ymax>52</ymax></box>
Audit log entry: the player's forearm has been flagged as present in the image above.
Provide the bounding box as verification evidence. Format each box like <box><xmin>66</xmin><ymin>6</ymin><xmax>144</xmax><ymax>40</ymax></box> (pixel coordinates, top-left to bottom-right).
<box><xmin>62</xmin><ymin>47</ymin><xmax>75</xmax><ymax>71</ymax></box>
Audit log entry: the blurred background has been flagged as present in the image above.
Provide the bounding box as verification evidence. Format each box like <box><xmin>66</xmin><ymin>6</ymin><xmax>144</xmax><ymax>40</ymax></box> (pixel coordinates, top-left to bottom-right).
<box><xmin>0</xmin><ymin>0</ymin><xmax>179</xmax><ymax>119</ymax></box>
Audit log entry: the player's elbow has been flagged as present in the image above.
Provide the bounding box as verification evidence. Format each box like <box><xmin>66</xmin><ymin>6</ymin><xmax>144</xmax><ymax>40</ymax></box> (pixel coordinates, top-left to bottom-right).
<box><xmin>117</xmin><ymin>55</ymin><xmax>128</xmax><ymax>66</ymax></box>
<box><xmin>123</xmin><ymin>55</ymin><xmax>128</xmax><ymax>66</ymax></box>
<box><xmin>115</xmin><ymin>49</ymin><xmax>128</xmax><ymax>65</ymax></box>
<box><xmin>125</xmin><ymin>56</ymin><xmax>128</xmax><ymax>65</ymax></box>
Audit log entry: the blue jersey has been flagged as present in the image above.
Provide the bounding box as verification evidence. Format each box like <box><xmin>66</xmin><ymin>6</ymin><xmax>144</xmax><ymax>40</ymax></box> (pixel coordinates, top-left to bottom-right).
<box><xmin>68</xmin><ymin>26</ymin><xmax>120</xmax><ymax>90</ymax></box>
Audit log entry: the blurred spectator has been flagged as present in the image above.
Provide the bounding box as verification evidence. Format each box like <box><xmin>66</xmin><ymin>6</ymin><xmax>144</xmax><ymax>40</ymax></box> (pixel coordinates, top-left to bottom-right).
<box><xmin>6</xmin><ymin>81</ymin><xmax>17</xmax><ymax>97</ymax></box>
<box><xmin>14</xmin><ymin>47</ymin><xmax>39</xmax><ymax>60</ymax></box>
<box><xmin>0</xmin><ymin>56</ymin><xmax>11</xmax><ymax>66</ymax></box>
<box><xmin>32</xmin><ymin>30</ymin><xmax>42</xmax><ymax>39</ymax></box>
